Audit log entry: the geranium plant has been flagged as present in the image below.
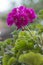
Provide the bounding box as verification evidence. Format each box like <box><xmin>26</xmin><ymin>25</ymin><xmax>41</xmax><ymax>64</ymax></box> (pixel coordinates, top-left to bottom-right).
<box><xmin>0</xmin><ymin>6</ymin><xmax>43</xmax><ymax>65</ymax></box>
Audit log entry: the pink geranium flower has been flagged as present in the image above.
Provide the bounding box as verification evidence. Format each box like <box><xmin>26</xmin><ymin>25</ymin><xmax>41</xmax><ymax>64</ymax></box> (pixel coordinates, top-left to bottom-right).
<box><xmin>7</xmin><ymin>6</ymin><xmax>37</xmax><ymax>29</ymax></box>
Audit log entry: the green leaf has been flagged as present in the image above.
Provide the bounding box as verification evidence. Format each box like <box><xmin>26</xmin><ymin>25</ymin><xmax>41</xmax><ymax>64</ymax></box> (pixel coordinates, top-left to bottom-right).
<box><xmin>18</xmin><ymin>31</ymin><xmax>31</xmax><ymax>39</ymax></box>
<box><xmin>33</xmin><ymin>44</ymin><xmax>42</xmax><ymax>53</ymax></box>
<box><xmin>19</xmin><ymin>52</ymin><xmax>43</xmax><ymax>65</ymax></box>
<box><xmin>4</xmin><ymin>38</ymin><xmax>13</xmax><ymax>45</ymax></box>
<box><xmin>14</xmin><ymin>38</ymin><xmax>28</xmax><ymax>51</ymax></box>
<box><xmin>38</xmin><ymin>15</ymin><xmax>43</xmax><ymax>19</ymax></box>
<box><xmin>39</xmin><ymin>10</ymin><xmax>43</xmax><ymax>15</ymax></box>
<box><xmin>2</xmin><ymin>54</ymin><xmax>11</xmax><ymax>65</ymax></box>
<box><xmin>0</xmin><ymin>42</ymin><xmax>4</xmax><ymax>47</ymax></box>
<box><xmin>0</xmin><ymin>41</ymin><xmax>7</xmax><ymax>47</ymax></box>
<box><xmin>7</xmin><ymin>57</ymin><xmax>17</xmax><ymax>65</ymax></box>
<box><xmin>38</xmin><ymin>10</ymin><xmax>43</xmax><ymax>19</ymax></box>
<box><xmin>27</xmin><ymin>40</ymin><xmax>34</xmax><ymax>49</ymax></box>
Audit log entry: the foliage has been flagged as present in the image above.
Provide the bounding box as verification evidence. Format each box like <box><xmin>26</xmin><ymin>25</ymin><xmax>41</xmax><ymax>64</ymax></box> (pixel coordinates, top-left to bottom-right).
<box><xmin>19</xmin><ymin>52</ymin><xmax>43</xmax><ymax>65</ymax></box>
<box><xmin>0</xmin><ymin>29</ymin><xmax>43</xmax><ymax>65</ymax></box>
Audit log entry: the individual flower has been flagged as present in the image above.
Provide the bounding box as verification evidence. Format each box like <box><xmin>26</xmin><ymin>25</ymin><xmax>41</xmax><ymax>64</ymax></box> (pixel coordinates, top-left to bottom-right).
<box><xmin>7</xmin><ymin>6</ymin><xmax>37</xmax><ymax>29</ymax></box>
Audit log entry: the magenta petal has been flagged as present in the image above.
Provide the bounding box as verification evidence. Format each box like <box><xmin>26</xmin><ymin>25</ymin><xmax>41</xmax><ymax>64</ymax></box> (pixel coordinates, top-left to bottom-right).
<box><xmin>7</xmin><ymin>13</ymin><xmax>14</xmax><ymax>26</ymax></box>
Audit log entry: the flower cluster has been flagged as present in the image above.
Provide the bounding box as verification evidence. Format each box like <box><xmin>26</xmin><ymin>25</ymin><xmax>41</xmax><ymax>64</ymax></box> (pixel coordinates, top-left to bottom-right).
<box><xmin>7</xmin><ymin>6</ymin><xmax>37</xmax><ymax>29</ymax></box>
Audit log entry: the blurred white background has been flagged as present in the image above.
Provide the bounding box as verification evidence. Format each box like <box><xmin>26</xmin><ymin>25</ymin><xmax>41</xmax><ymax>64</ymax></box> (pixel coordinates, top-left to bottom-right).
<box><xmin>0</xmin><ymin>0</ymin><xmax>22</xmax><ymax>13</ymax></box>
